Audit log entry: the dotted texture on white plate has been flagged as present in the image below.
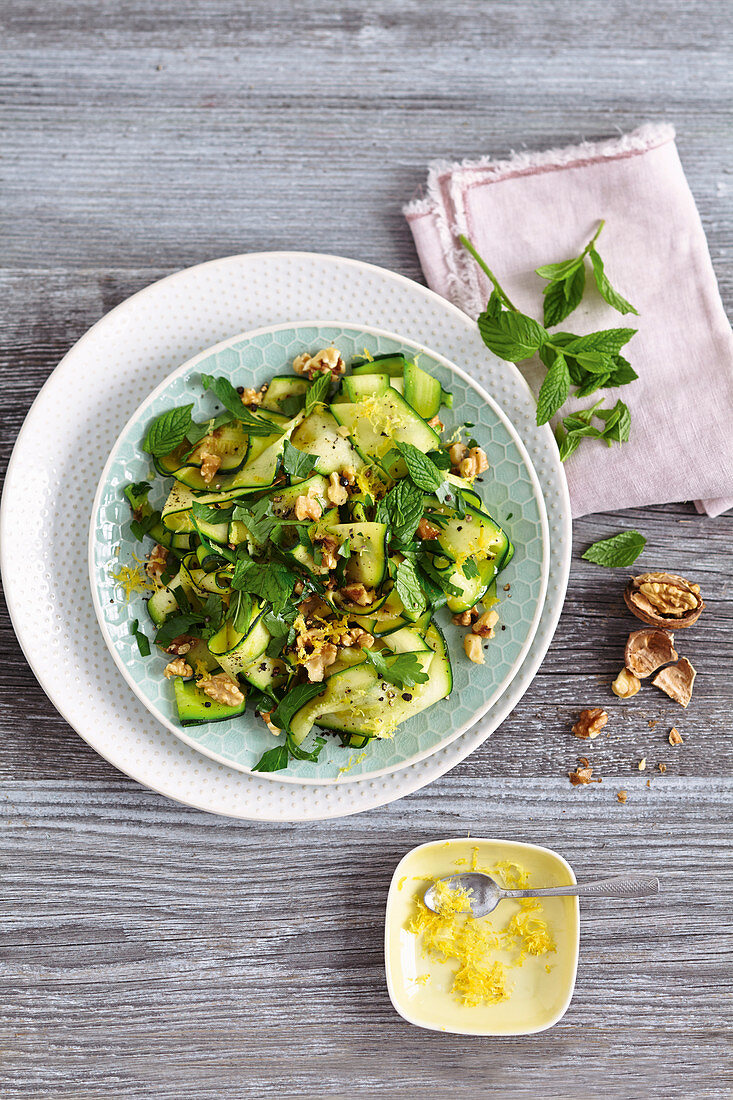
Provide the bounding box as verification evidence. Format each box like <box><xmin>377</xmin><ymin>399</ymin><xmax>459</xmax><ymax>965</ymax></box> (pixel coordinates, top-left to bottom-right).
<box><xmin>1</xmin><ymin>252</ymin><xmax>571</xmax><ymax>820</ymax></box>
<box><xmin>91</xmin><ymin>322</ymin><xmax>547</xmax><ymax>783</ymax></box>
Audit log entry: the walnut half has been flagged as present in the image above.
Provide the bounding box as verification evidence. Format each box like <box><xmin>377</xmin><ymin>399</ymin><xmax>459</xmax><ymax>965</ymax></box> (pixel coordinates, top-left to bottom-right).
<box><xmin>624</xmin><ymin>572</ymin><xmax>704</xmax><ymax>629</ymax></box>
<box><xmin>572</xmin><ymin>708</ymin><xmax>608</xmax><ymax>740</ymax></box>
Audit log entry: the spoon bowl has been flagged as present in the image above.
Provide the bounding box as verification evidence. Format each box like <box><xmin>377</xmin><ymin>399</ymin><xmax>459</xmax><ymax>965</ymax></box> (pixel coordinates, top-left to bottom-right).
<box><xmin>424</xmin><ymin>871</ymin><xmax>660</xmax><ymax>918</ymax></box>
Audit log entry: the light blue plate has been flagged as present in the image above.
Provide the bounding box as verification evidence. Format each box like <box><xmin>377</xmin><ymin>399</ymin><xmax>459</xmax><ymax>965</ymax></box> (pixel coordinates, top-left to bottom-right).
<box><xmin>89</xmin><ymin>322</ymin><xmax>549</xmax><ymax>783</ymax></box>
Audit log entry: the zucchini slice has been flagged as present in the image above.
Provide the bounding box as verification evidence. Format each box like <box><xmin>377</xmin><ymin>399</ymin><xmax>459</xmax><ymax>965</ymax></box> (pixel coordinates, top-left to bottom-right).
<box><xmin>173</xmin><ymin>678</ymin><xmax>246</xmax><ymax>725</ymax></box>
<box><xmin>260</xmin><ymin>376</ymin><xmax>308</xmax><ymax>414</ymax></box>
<box><xmin>351</xmin><ymin>352</ymin><xmax>406</xmax><ymax>377</ymax></box>
<box><xmin>341</xmin><ymin>374</ymin><xmax>392</xmax><ymax>402</ymax></box>
<box><xmin>289</xmin><ymin>408</ymin><xmax>364</xmax><ymax>476</ymax></box>
<box><xmin>240</xmin><ymin>655</ymin><xmax>289</xmax><ymax>698</ymax></box>
<box><xmin>327</xmin><ymin>522</ymin><xmax>388</xmax><ymax>587</ymax></box>
<box><xmin>330</xmin><ymin>390</ymin><xmax>440</xmax><ymax>466</ymax></box>
<box><xmin>403</xmin><ymin>359</ymin><xmax>443</xmax><ymax>419</ymax></box>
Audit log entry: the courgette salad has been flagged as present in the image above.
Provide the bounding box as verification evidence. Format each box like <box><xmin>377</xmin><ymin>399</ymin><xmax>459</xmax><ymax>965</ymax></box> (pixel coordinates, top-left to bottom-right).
<box><xmin>121</xmin><ymin>345</ymin><xmax>514</xmax><ymax>773</ymax></box>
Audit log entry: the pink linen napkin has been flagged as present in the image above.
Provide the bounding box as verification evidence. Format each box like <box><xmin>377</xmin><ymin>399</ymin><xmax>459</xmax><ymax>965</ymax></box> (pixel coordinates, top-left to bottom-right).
<box><xmin>404</xmin><ymin>124</ymin><xmax>733</xmax><ymax>518</ymax></box>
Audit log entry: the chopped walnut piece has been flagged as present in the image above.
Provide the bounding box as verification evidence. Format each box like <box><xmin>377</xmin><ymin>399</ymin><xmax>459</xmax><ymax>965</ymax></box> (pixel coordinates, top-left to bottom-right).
<box><xmin>611</xmin><ymin>668</ymin><xmax>641</xmax><ymax>699</ymax></box>
<box><xmin>617</xmin><ymin>790</ymin><xmax>628</xmax><ymax>804</ymax></box>
<box><xmin>572</xmin><ymin>707</ymin><xmax>608</xmax><ymax>740</ymax></box>
<box><xmin>339</xmin><ymin>583</ymin><xmax>375</xmax><ymax>606</ymax></box>
<box><xmin>327</xmin><ymin>472</ymin><xmax>348</xmax><ymax>506</ymax></box>
<box><xmin>652</xmin><ymin>657</ymin><xmax>696</xmax><ymax>708</ymax></box>
<box><xmin>292</xmin><ymin>346</ymin><xmax>345</xmax><ymax>379</ymax></box>
<box><xmin>449</xmin><ymin>442</ymin><xmax>468</xmax><ymax>468</ymax></box>
<box><xmin>240</xmin><ymin>386</ymin><xmax>264</xmax><ymax>406</ymax></box>
<box><xmin>452</xmin><ymin>610</ymin><xmax>473</xmax><ymax>626</ymax></box>
<box><xmin>261</xmin><ymin>710</ymin><xmax>282</xmax><ymax>736</ymax></box>
<box><xmin>163</xmin><ymin>658</ymin><xmax>193</xmax><ymax>679</ymax></box>
<box><xmin>145</xmin><ymin>543</ymin><xmax>169</xmax><ymax>583</ymax></box>
<box><xmin>638</xmin><ymin>758</ymin><xmax>647</xmax><ymax>771</ymax></box>
<box><xmin>417</xmin><ymin>517</ymin><xmax>441</xmax><ymax>541</ymax></box>
<box><xmin>668</xmin><ymin>727</ymin><xmax>684</xmax><ymax>745</ymax></box>
<box><xmin>458</xmin><ymin>447</ymin><xmax>489</xmax><ymax>480</ymax></box>
<box><xmin>340</xmin><ymin>465</ymin><xmax>356</xmax><ymax>484</ymax></box>
<box><xmin>302</xmin><ymin>642</ymin><xmax>338</xmax><ymax>682</ymax></box>
<box><xmin>658</xmin><ymin>762</ymin><xmax>667</xmax><ymax>773</ymax></box>
<box><xmin>202</xmin><ymin>673</ymin><xmax>244</xmax><ymax>707</ymax></box>
<box><xmin>165</xmin><ymin>634</ymin><xmax>195</xmax><ymax>656</ymax></box>
<box><xmin>200</xmin><ymin>450</ymin><xmax>222</xmax><ymax>485</ymax></box>
<box><xmin>339</xmin><ymin>627</ymin><xmax>374</xmax><ymax>649</ymax></box>
<box><xmin>624</xmin><ymin>629</ymin><xmax>678</xmax><ymax>679</ymax></box>
<box><xmin>315</xmin><ymin>532</ymin><xmax>339</xmax><ymax>571</ymax></box>
<box><xmin>427</xmin><ymin>415</ymin><xmax>444</xmax><ymax>431</ymax></box>
<box><xmin>463</xmin><ymin>633</ymin><xmax>485</xmax><ymax>664</ymax></box>
<box><xmin>294</xmin><ymin>494</ymin><xmax>323</xmax><ymax>521</ymax></box>
<box><xmin>472</xmin><ymin>608</ymin><xmax>499</xmax><ymax>638</ymax></box>
<box><xmin>624</xmin><ymin>572</ymin><xmax>704</xmax><ymax>629</ymax></box>
<box><xmin>568</xmin><ymin>760</ymin><xmax>601</xmax><ymax>786</ymax></box>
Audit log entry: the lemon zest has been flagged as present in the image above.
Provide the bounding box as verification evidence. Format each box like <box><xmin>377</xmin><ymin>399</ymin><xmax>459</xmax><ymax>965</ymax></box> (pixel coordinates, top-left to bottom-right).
<box><xmin>110</xmin><ymin>562</ymin><xmax>153</xmax><ymax>602</ymax></box>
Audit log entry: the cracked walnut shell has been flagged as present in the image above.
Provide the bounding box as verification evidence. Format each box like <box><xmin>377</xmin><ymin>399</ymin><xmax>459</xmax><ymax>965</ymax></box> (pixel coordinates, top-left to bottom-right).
<box><xmin>624</xmin><ymin>629</ymin><xmax>678</xmax><ymax>679</ymax></box>
<box><xmin>624</xmin><ymin>572</ymin><xmax>704</xmax><ymax>629</ymax></box>
<box><xmin>652</xmin><ymin>657</ymin><xmax>696</xmax><ymax>708</ymax></box>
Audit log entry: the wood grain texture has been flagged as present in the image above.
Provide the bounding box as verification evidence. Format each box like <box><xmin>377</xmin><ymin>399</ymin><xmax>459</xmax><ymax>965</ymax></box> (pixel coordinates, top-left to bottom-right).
<box><xmin>0</xmin><ymin>1</ymin><xmax>731</xmax><ymax>1097</ymax></box>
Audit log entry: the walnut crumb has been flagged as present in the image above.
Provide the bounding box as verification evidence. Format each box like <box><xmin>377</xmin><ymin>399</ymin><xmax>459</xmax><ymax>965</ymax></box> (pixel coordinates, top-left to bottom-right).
<box><xmin>568</xmin><ymin>759</ymin><xmax>601</xmax><ymax>786</ymax></box>
<box><xmin>417</xmin><ymin>517</ymin><xmax>441</xmax><ymax>541</ymax></box>
<box><xmin>145</xmin><ymin>543</ymin><xmax>169</xmax><ymax>583</ymax></box>
<box><xmin>472</xmin><ymin>608</ymin><xmax>499</xmax><ymax>638</ymax></box>
<box><xmin>617</xmin><ymin>790</ymin><xmax>628</xmax><ymax>804</ymax></box>
<box><xmin>668</xmin><ymin>727</ymin><xmax>684</xmax><ymax>745</ymax></box>
<box><xmin>261</xmin><ymin>710</ymin><xmax>282</xmax><ymax>736</ymax></box>
<box><xmin>339</xmin><ymin>583</ymin><xmax>374</xmax><ymax>606</ymax></box>
<box><xmin>200</xmin><ymin>450</ymin><xmax>222</xmax><ymax>484</ymax></box>
<box><xmin>327</xmin><ymin>472</ymin><xmax>348</xmax><ymax>506</ymax></box>
<box><xmin>463</xmin><ymin>633</ymin><xmax>484</xmax><ymax>664</ymax></box>
<box><xmin>202</xmin><ymin>674</ymin><xmax>244</xmax><ymax>707</ymax></box>
<box><xmin>638</xmin><ymin>758</ymin><xmax>647</xmax><ymax>771</ymax></box>
<box><xmin>292</xmin><ymin>346</ymin><xmax>345</xmax><ymax>379</ymax></box>
<box><xmin>165</xmin><ymin>634</ymin><xmax>195</xmax><ymax>656</ymax></box>
<box><xmin>294</xmin><ymin>494</ymin><xmax>322</xmax><ymax>521</ymax></box>
<box><xmin>458</xmin><ymin>446</ymin><xmax>489</xmax><ymax>479</ymax></box>
<box><xmin>648</xmin><ymin>719</ymin><xmax>658</xmax><ymax>728</ymax></box>
<box><xmin>572</xmin><ymin>707</ymin><xmax>608</xmax><ymax>740</ymax></box>
<box><xmin>163</xmin><ymin>658</ymin><xmax>193</xmax><ymax>680</ymax></box>
<box><xmin>658</xmin><ymin>762</ymin><xmax>667</xmax><ymax>773</ymax></box>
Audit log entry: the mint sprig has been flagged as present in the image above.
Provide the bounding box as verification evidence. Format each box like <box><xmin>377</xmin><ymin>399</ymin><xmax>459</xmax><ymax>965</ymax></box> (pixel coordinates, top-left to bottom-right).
<box><xmin>363</xmin><ymin>649</ymin><xmax>429</xmax><ymax>690</ymax></box>
<box><xmin>536</xmin><ymin>220</ymin><xmax>638</xmax><ymax>326</ymax></box>
<box><xmin>581</xmin><ymin>529</ymin><xmax>646</xmax><ymax>568</ymax></box>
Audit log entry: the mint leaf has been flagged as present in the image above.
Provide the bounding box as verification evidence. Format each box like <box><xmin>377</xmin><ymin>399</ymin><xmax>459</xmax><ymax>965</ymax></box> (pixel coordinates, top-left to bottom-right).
<box><xmin>589</xmin><ymin>249</ymin><xmax>638</xmax><ymax>316</ymax></box>
<box><xmin>190</xmin><ymin>500</ymin><xmax>233</xmax><ymax>525</ymax></box>
<box><xmin>564</xmin><ymin>329</ymin><xmax>636</xmax><ymax>356</ymax></box>
<box><xmin>605</xmin><ymin>355</ymin><xmax>638</xmax><ymax>387</ymax></box>
<box><xmin>535</xmin><ymin>258</ymin><xmax>583</xmax><ymax>281</ymax></box>
<box><xmin>130</xmin><ymin>619</ymin><xmax>151</xmax><ymax>657</ymax></box>
<box><xmin>477</xmin><ymin>309</ymin><xmax>547</xmax><ymax>363</ymax></box>
<box><xmin>597</xmin><ymin>399</ymin><xmax>631</xmax><ymax>444</ymax></box>
<box><xmin>252</xmin><ymin>744</ymin><xmax>289</xmax><ymax>773</ymax></box>
<box><xmin>542</xmin><ymin>264</ymin><xmax>585</xmax><ymax>327</ymax></box>
<box><xmin>232</xmin><ymin>498</ymin><xmax>278</xmax><ymax>545</ymax></box>
<box><xmin>382</xmin><ymin>479</ymin><xmax>425</xmax><ymax>544</ymax></box>
<box><xmin>271</xmin><ymin>680</ymin><xmax>327</xmax><ymax>734</ymax></box>
<box><xmin>282</xmin><ymin>439</ymin><xmax>319</xmax><ymax>480</ymax></box>
<box><xmin>231</xmin><ymin>559</ymin><xmax>297</xmax><ymax>614</ymax></box>
<box><xmin>574</xmin><ymin>373</ymin><xmax>611</xmax><ymax>398</ymax></box>
<box><xmin>582</xmin><ymin>530</ymin><xmax>646</xmax><ymax>568</ymax></box>
<box><xmin>363</xmin><ymin>649</ymin><xmax>429</xmax><ymax>690</ymax></box>
<box><xmin>394</xmin><ymin>441</ymin><xmax>444</xmax><ymax>493</ymax></box>
<box><xmin>536</xmin><ymin>353</ymin><xmax>570</xmax><ymax>425</ymax></box>
<box><xmin>231</xmin><ymin>589</ymin><xmax>253</xmax><ymax>634</ymax></box>
<box><xmin>143</xmin><ymin>405</ymin><xmax>194</xmax><ymax>457</ymax></box>
<box><xmin>154</xmin><ymin>612</ymin><xmax>204</xmax><ymax>648</ymax></box>
<box><xmin>200</xmin><ymin>374</ymin><xmax>281</xmax><ymax>436</ymax></box>
<box><xmin>395</xmin><ymin>559</ymin><xmax>426</xmax><ymax>618</ymax></box>
<box><xmin>304</xmin><ymin>371</ymin><xmax>332</xmax><ymax>415</ymax></box>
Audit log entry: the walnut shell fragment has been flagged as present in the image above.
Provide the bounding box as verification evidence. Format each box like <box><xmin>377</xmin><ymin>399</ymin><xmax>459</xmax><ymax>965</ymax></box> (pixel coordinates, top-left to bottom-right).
<box><xmin>652</xmin><ymin>657</ymin><xmax>696</xmax><ymax>708</ymax></box>
<box><xmin>624</xmin><ymin>573</ymin><xmax>704</xmax><ymax>629</ymax></box>
<box><xmin>624</xmin><ymin>629</ymin><xmax>678</xmax><ymax>679</ymax></box>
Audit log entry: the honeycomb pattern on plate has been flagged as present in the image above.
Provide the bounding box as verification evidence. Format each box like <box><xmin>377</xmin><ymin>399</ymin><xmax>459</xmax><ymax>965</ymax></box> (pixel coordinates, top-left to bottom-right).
<box><xmin>91</xmin><ymin>323</ymin><xmax>547</xmax><ymax>782</ymax></box>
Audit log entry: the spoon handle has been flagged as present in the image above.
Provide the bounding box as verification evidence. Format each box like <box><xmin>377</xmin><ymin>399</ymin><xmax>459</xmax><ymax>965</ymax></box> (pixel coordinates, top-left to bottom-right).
<box><xmin>504</xmin><ymin>874</ymin><xmax>660</xmax><ymax>900</ymax></box>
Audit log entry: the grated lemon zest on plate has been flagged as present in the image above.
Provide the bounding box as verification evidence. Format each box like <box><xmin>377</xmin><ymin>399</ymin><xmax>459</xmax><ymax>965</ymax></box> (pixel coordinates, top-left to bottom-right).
<box><xmin>110</xmin><ymin>562</ymin><xmax>154</xmax><ymax>601</ymax></box>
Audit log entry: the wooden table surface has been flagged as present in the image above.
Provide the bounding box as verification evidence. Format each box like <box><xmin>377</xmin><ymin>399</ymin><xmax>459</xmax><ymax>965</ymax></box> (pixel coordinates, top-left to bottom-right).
<box><xmin>2</xmin><ymin>2</ymin><xmax>731</xmax><ymax>1097</ymax></box>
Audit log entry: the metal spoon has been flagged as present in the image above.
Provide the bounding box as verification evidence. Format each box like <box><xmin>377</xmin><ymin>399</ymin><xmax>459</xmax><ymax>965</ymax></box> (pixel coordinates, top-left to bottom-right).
<box><xmin>424</xmin><ymin>872</ymin><xmax>660</xmax><ymax>918</ymax></box>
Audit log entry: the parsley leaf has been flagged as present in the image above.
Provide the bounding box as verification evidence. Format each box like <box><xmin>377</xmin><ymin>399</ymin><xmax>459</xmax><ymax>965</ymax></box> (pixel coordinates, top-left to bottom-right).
<box><xmin>271</xmin><ymin>681</ymin><xmax>327</xmax><ymax>734</ymax></box>
<box><xmin>143</xmin><ymin>405</ymin><xmax>194</xmax><ymax>457</ymax></box>
<box><xmin>395</xmin><ymin>559</ymin><xmax>426</xmax><ymax>618</ymax></box>
<box><xmin>363</xmin><ymin>649</ymin><xmax>429</xmax><ymax>690</ymax></box>
<box><xmin>154</xmin><ymin>612</ymin><xmax>204</xmax><ymax>648</ymax></box>
<box><xmin>581</xmin><ymin>530</ymin><xmax>646</xmax><ymax>568</ymax></box>
<box><xmin>252</xmin><ymin>744</ymin><xmax>290</xmax><ymax>773</ymax></box>
<box><xmin>231</xmin><ymin>558</ymin><xmax>297</xmax><ymax>614</ymax></box>
<box><xmin>232</xmin><ymin>498</ymin><xmax>278</xmax><ymax>545</ymax></box>
<box><xmin>589</xmin><ymin>248</ymin><xmax>638</xmax><ymax>316</ymax></box>
<box><xmin>231</xmin><ymin>589</ymin><xmax>253</xmax><ymax>634</ymax></box>
<box><xmin>536</xmin><ymin>353</ymin><xmax>570</xmax><ymax>426</ymax></box>
<box><xmin>305</xmin><ymin>371</ymin><xmax>332</xmax><ymax>415</ymax></box>
<box><xmin>190</xmin><ymin>500</ymin><xmax>233</xmax><ymax>525</ymax></box>
<box><xmin>286</xmin><ymin>732</ymin><xmax>327</xmax><ymax>762</ymax></box>
<box><xmin>200</xmin><ymin>374</ymin><xmax>281</xmax><ymax>436</ymax></box>
<box><xmin>282</xmin><ymin>439</ymin><xmax>319</xmax><ymax>480</ymax></box>
<box><xmin>130</xmin><ymin>619</ymin><xmax>151</xmax><ymax>657</ymax></box>
<box><xmin>462</xmin><ymin>558</ymin><xmax>479</xmax><ymax>580</ymax></box>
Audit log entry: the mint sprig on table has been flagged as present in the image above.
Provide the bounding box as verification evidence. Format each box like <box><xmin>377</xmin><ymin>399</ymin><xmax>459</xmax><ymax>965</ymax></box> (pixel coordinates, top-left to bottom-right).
<box><xmin>460</xmin><ymin>227</ymin><xmax>638</xmax><ymax>461</ymax></box>
<box><xmin>582</xmin><ymin>530</ymin><xmax>646</xmax><ymax>567</ymax></box>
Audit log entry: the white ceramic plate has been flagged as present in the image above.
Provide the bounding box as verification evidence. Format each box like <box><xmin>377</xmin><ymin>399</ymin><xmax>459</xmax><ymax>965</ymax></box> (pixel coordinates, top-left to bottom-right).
<box><xmin>1</xmin><ymin>252</ymin><xmax>571</xmax><ymax>820</ymax></box>
<box><xmin>89</xmin><ymin>321</ymin><xmax>549</xmax><ymax>782</ymax></box>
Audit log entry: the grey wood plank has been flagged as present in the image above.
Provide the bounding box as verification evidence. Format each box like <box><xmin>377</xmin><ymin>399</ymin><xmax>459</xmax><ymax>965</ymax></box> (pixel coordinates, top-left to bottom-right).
<box><xmin>1</xmin><ymin>0</ymin><xmax>732</xmax><ymax>1096</ymax></box>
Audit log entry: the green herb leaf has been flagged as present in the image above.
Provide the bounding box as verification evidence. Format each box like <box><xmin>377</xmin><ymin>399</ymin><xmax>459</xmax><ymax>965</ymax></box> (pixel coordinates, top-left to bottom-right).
<box><xmin>382</xmin><ymin>479</ymin><xmax>425</xmax><ymax>544</ymax></box>
<box><xmin>142</xmin><ymin>405</ymin><xmax>194</xmax><ymax>457</ymax></box>
<box><xmin>363</xmin><ymin>649</ymin><xmax>429</xmax><ymax>690</ymax></box>
<box><xmin>574</xmin><ymin>373</ymin><xmax>611</xmax><ymax>398</ymax></box>
<box><xmin>535</xmin><ymin>257</ymin><xmax>584</xmax><ymax>282</ymax></box>
<box><xmin>305</xmin><ymin>371</ymin><xmax>332</xmax><ymax>415</ymax></box>
<box><xmin>589</xmin><ymin>249</ymin><xmax>638</xmax><ymax>316</ymax></box>
<box><xmin>130</xmin><ymin>619</ymin><xmax>151</xmax><ymax>657</ymax></box>
<box><xmin>462</xmin><ymin>558</ymin><xmax>479</xmax><ymax>580</ymax></box>
<box><xmin>252</xmin><ymin>744</ymin><xmax>290</xmax><ymax>773</ymax></box>
<box><xmin>271</xmin><ymin>680</ymin><xmax>327</xmax><ymax>734</ymax></box>
<box><xmin>124</xmin><ymin>482</ymin><xmax>152</xmax><ymax>511</ymax></box>
<box><xmin>536</xmin><ymin>353</ymin><xmax>570</xmax><ymax>425</ymax></box>
<box><xmin>542</xmin><ymin>264</ymin><xmax>585</xmax><ymax>327</ymax></box>
<box><xmin>231</xmin><ymin>558</ymin><xmax>297</xmax><ymax>613</ymax></box>
<box><xmin>282</xmin><ymin>439</ymin><xmax>319</xmax><ymax>480</ymax></box>
<box><xmin>154</xmin><ymin>612</ymin><xmax>203</xmax><ymax>648</ymax></box>
<box><xmin>581</xmin><ymin>530</ymin><xmax>646</xmax><ymax>568</ymax></box>
<box><xmin>564</xmin><ymin>329</ymin><xmax>636</xmax><ymax>357</ymax></box>
<box><xmin>190</xmin><ymin>500</ymin><xmax>233</xmax><ymax>525</ymax></box>
<box><xmin>605</xmin><ymin>355</ymin><xmax>638</xmax><ymax>388</ymax></box>
<box><xmin>394</xmin><ymin>441</ymin><xmax>444</xmax><ymax>493</ymax></box>
<box><xmin>231</xmin><ymin>589</ymin><xmax>253</xmax><ymax>634</ymax></box>
<box><xmin>395</xmin><ymin>559</ymin><xmax>426</xmax><ymax>618</ymax></box>
<box><xmin>477</xmin><ymin>309</ymin><xmax>547</xmax><ymax>363</ymax></box>
<box><xmin>597</xmin><ymin>399</ymin><xmax>631</xmax><ymax>444</ymax></box>
<box><xmin>426</xmin><ymin>449</ymin><xmax>451</xmax><ymax>471</ymax></box>
<box><xmin>232</xmin><ymin>498</ymin><xmax>278</xmax><ymax>545</ymax></box>
<box><xmin>286</xmin><ymin>732</ymin><xmax>327</xmax><ymax>762</ymax></box>
<box><xmin>200</xmin><ymin>374</ymin><xmax>281</xmax><ymax>436</ymax></box>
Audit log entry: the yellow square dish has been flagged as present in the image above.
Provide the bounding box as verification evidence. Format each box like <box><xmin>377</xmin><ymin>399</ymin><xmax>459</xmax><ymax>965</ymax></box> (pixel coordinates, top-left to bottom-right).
<box><xmin>384</xmin><ymin>837</ymin><xmax>580</xmax><ymax>1035</ymax></box>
